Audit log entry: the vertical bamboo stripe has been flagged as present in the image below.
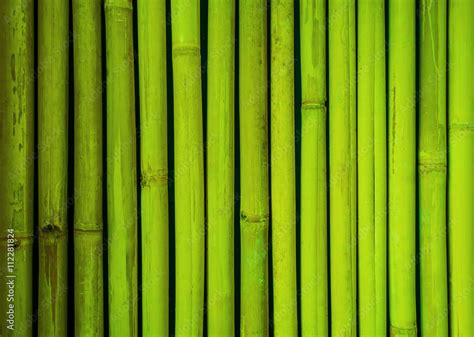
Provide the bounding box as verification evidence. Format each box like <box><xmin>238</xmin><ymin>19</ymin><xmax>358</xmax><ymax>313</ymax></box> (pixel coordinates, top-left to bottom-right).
<box><xmin>448</xmin><ymin>0</ymin><xmax>474</xmax><ymax>335</ymax></box>
<box><xmin>38</xmin><ymin>0</ymin><xmax>69</xmax><ymax>335</ymax></box>
<box><xmin>388</xmin><ymin>0</ymin><xmax>417</xmax><ymax>335</ymax></box>
<box><xmin>271</xmin><ymin>0</ymin><xmax>297</xmax><ymax>336</ymax></box>
<box><xmin>207</xmin><ymin>0</ymin><xmax>235</xmax><ymax>335</ymax></box>
<box><xmin>73</xmin><ymin>0</ymin><xmax>104</xmax><ymax>336</ymax></box>
<box><xmin>300</xmin><ymin>0</ymin><xmax>328</xmax><ymax>335</ymax></box>
<box><xmin>105</xmin><ymin>0</ymin><xmax>138</xmax><ymax>336</ymax></box>
<box><xmin>138</xmin><ymin>1</ymin><xmax>169</xmax><ymax>336</ymax></box>
<box><xmin>239</xmin><ymin>0</ymin><xmax>269</xmax><ymax>335</ymax></box>
<box><xmin>329</xmin><ymin>0</ymin><xmax>357</xmax><ymax>335</ymax></box>
<box><xmin>0</xmin><ymin>0</ymin><xmax>34</xmax><ymax>336</ymax></box>
<box><xmin>357</xmin><ymin>0</ymin><xmax>387</xmax><ymax>335</ymax></box>
<box><xmin>171</xmin><ymin>0</ymin><xmax>205</xmax><ymax>336</ymax></box>
<box><xmin>419</xmin><ymin>0</ymin><xmax>448</xmax><ymax>335</ymax></box>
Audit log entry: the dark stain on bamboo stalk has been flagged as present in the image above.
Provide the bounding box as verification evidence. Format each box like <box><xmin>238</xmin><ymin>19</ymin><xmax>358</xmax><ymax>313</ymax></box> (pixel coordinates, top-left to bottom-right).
<box><xmin>240</xmin><ymin>211</ymin><xmax>269</xmax><ymax>224</ymax></box>
<box><xmin>11</xmin><ymin>53</ymin><xmax>16</xmax><ymax>80</ymax></box>
<box><xmin>41</xmin><ymin>223</ymin><xmax>64</xmax><ymax>236</ymax></box>
<box><xmin>44</xmin><ymin>239</ymin><xmax>60</xmax><ymax>333</ymax></box>
<box><xmin>140</xmin><ymin>169</ymin><xmax>168</xmax><ymax>187</ymax></box>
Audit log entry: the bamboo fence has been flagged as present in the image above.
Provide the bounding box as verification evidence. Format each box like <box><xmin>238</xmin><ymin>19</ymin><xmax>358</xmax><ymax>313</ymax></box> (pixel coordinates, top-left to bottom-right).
<box><xmin>0</xmin><ymin>1</ymin><xmax>471</xmax><ymax>336</ymax></box>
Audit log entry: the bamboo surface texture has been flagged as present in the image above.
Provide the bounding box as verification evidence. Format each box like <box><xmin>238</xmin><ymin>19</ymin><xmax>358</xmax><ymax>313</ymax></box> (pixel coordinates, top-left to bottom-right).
<box><xmin>207</xmin><ymin>0</ymin><xmax>235</xmax><ymax>336</ymax></box>
<box><xmin>38</xmin><ymin>0</ymin><xmax>69</xmax><ymax>336</ymax></box>
<box><xmin>73</xmin><ymin>0</ymin><xmax>104</xmax><ymax>336</ymax></box>
<box><xmin>419</xmin><ymin>0</ymin><xmax>448</xmax><ymax>336</ymax></box>
<box><xmin>0</xmin><ymin>1</ymin><xmax>34</xmax><ymax>336</ymax></box>
<box><xmin>105</xmin><ymin>0</ymin><xmax>138</xmax><ymax>336</ymax></box>
<box><xmin>138</xmin><ymin>1</ymin><xmax>169</xmax><ymax>336</ymax></box>
<box><xmin>388</xmin><ymin>0</ymin><xmax>417</xmax><ymax>336</ymax></box>
<box><xmin>329</xmin><ymin>0</ymin><xmax>357</xmax><ymax>335</ymax></box>
<box><xmin>357</xmin><ymin>0</ymin><xmax>387</xmax><ymax>335</ymax></box>
<box><xmin>449</xmin><ymin>0</ymin><xmax>474</xmax><ymax>335</ymax></box>
<box><xmin>0</xmin><ymin>2</ymin><xmax>473</xmax><ymax>336</ymax></box>
<box><xmin>271</xmin><ymin>1</ymin><xmax>297</xmax><ymax>336</ymax></box>
<box><xmin>300</xmin><ymin>0</ymin><xmax>328</xmax><ymax>335</ymax></box>
<box><xmin>171</xmin><ymin>0</ymin><xmax>205</xmax><ymax>336</ymax></box>
<box><xmin>239</xmin><ymin>0</ymin><xmax>269</xmax><ymax>335</ymax></box>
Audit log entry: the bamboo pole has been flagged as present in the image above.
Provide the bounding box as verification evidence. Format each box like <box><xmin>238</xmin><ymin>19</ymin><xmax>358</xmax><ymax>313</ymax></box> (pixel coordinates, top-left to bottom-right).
<box><xmin>239</xmin><ymin>0</ymin><xmax>269</xmax><ymax>335</ymax></box>
<box><xmin>37</xmin><ymin>0</ymin><xmax>69</xmax><ymax>335</ymax></box>
<box><xmin>72</xmin><ymin>0</ymin><xmax>104</xmax><ymax>336</ymax></box>
<box><xmin>105</xmin><ymin>0</ymin><xmax>138</xmax><ymax>336</ymax></box>
<box><xmin>270</xmin><ymin>0</ymin><xmax>297</xmax><ymax>336</ymax></box>
<box><xmin>207</xmin><ymin>0</ymin><xmax>235</xmax><ymax>335</ymax></box>
<box><xmin>300</xmin><ymin>0</ymin><xmax>328</xmax><ymax>335</ymax></box>
<box><xmin>138</xmin><ymin>1</ymin><xmax>169</xmax><ymax>336</ymax></box>
<box><xmin>0</xmin><ymin>0</ymin><xmax>34</xmax><ymax>336</ymax></box>
<box><xmin>448</xmin><ymin>0</ymin><xmax>474</xmax><ymax>335</ymax></box>
<box><xmin>419</xmin><ymin>0</ymin><xmax>448</xmax><ymax>335</ymax></box>
<box><xmin>388</xmin><ymin>0</ymin><xmax>417</xmax><ymax>335</ymax></box>
<box><xmin>171</xmin><ymin>1</ymin><xmax>205</xmax><ymax>335</ymax></box>
<box><xmin>357</xmin><ymin>0</ymin><xmax>387</xmax><ymax>335</ymax></box>
<box><xmin>329</xmin><ymin>0</ymin><xmax>356</xmax><ymax>335</ymax></box>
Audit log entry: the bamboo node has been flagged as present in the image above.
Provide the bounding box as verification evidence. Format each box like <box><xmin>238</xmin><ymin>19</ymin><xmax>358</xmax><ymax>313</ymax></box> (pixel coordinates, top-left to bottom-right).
<box><xmin>418</xmin><ymin>161</ymin><xmax>447</xmax><ymax>173</ymax></box>
<box><xmin>73</xmin><ymin>225</ymin><xmax>103</xmax><ymax>233</ymax></box>
<box><xmin>301</xmin><ymin>101</ymin><xmax>327</xmax><ymax>112</ymax></box>
<box><xmin>0</xmin><ymin>233</ymin><xmax>34</xmax><ymax>240</ymax></box>
<box><xmin>389</xmin><ymin>325</ymin><xmax>417</xmax><ymax>336</ymax></box>
<box><xmin>449</xmin><ymin>123</ymin><xmax>474</xmax><ymax>132</ymax></box>
<box><xmin>40</xmin><ymin>223</ymin><xmax>66</xmax><ymax>238</ymax></box>
<box><xmin>240</xmin><ymin>212</ymin><xmax>269</xmax><ymax>224</ymax></box>
<box><xmin>0</xmin><ymin>236</ymin><xmax>33</xmax><ymax>247</ymax></box>
<box><xmin>141</xmin><ymin>170</ymin><xmax>168</xmax><ymax>187</ymax></box>
<box><xmin>172</xmin><ymin>45</ymin><xmax>201</xmax><ymax>56</ymax></box>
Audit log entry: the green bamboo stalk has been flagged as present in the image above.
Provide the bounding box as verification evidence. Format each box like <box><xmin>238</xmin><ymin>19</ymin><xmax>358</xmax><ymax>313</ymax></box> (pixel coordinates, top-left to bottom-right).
<box><xmin>448</xmin><ymin>0</ymin><xmax>474</xmax><ymax>335</ymax></box>
<box><xmin>329</xmin><ymin>0</ymin><xmax>356</xmax><ymax>336</ymax></box>
<box><xmin>38</xmin><ymin>0</ymin><xmax>69</xmax><ymax>335</ymax></box>
<box><xmin>357</xmin><ymin>0</ymin><xmax>387</xmax><ymax>335</ymax></box>
<box><xmin>388</xmin><ymin>0</ymin><xmax>417</xmax><ymax>335</ymax></box>
<box><xmin>419</xmin><ymin>0</ymin><xmax>448</xmax><ymax>335</ymax></box>
<box><xmin>171</xmin><ymin>1</ymin><xmax>205</xmax><ymax>336</ymax></box>
<box><xmin>300</xmin><ymin>0</ymin><xmax>328</xmax><ymax>335</ymax></box>
<box><xmin>0</xmin><ymin>0</ymin><xmax>34</xmax><ymax>336</ymax></box>
<box><xmin>270</xmin><ymin>1</ymin><xmax>297</xmax><ymax>336</ymax></box>
<box><xmin>105</xmin><ymin>0</ymin><xmax>138</xmax><ymax>336</ymax></box>
<box><xmin>239</xmin><ymin>0</ymin><xmax>269</xmax><ymax>335</ymax></box>
<box><xmin>207</xmin><ymin>0</ymin><xmax>235</xmax><ymax>335</ymax></box>
<box><xmin>72</xmin><ymin>0</ymin><xmax>103</xmax><ymax>336</ymax></box>
<box><xmin>138</xmin><ymin>1</ymin><xmax>169</xmax><ymax>336</ymax></box>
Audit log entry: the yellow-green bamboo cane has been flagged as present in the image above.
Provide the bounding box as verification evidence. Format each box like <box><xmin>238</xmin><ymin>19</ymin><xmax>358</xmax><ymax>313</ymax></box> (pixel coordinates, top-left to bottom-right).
<box><xmin>138</xmin><ymin>1</ymin><xmax>169</xmax><ymax>336</ymax></box>
<box><xmin>388</xmin><ymin>0</ymin><xmax>417</xmax><ymax>336</ymax></box>
<box><xmin>72</xmin><ymin>0</ymin><xmax>104</xmax><ymax>336</ymax></box>
<box><xmin>207</xmin><ymin>0</ymin><xmax>235</xmax><ymax>335</ymax></box>
<box><xmin>271</xmin><ymin>0</ymin><xmax>297</xmax><ymax>336</ymax></box>
<box><xmin>0</xmin><ymin>1</ymin><xmax>34</xmax><ymax>336</ymax></box>
<box><xmin>105</xmin><ymin>0</ymin><xmax>138</xmax><ymax>336</ymax></box>
<box><xmin>240</xmin><ymin>0</ymin><xmax>269</xmax><ymax>335</ymax></box>
<box><xmin>357</xmin><ymin>0</ymin><xmax>387</xmax><ymax>335</ymax></box>
<box><xmin>171</xmin><ymin>1</ymin><xmax>205</xmax><ymax>336</ymax></box>
<box><xmin>329</xmin><ymin>0</ymin><xmax>356</xmax><ymax>335</ymax></box>
<box><xmin>38</xmin><ymin>0</ymin><xmax>69</xmax><ymax>335</ymax></box>
<box><xmin>300</xmin><ymin>0</ymin><xmax>328</xmax><ymax>335</ymax></box>
<box><xmin>448</xmin><ymin>0</ymin><xmax>474</xmax><ymax>335</ymax></box>
<box><xmin>419</xmin><ymin>0</ymin><xmax>448</xmax><ymax>335</ymax></box>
